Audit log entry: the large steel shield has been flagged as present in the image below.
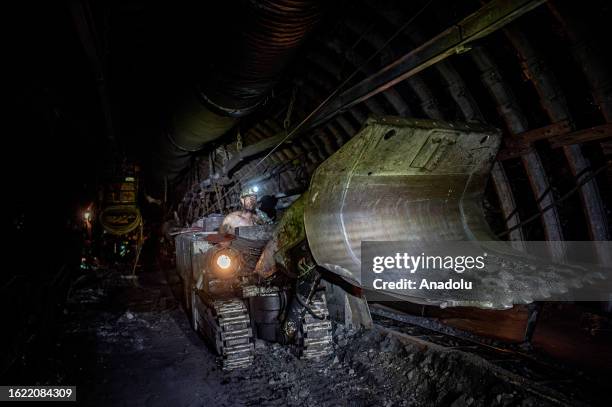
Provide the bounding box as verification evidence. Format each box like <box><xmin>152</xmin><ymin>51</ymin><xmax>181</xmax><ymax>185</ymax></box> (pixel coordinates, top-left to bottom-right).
<box><xmin>304</xmin><ymin>116</ymin><xmax>501</xmax><ymax>290</ymax></box>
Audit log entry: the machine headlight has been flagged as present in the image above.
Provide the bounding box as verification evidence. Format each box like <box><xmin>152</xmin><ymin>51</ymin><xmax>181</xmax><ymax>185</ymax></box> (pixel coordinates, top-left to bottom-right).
<box><xmin>216</xmin><ymin>254</ymin><xmax>232</xmax><ymax>269</ymax></box>
<box><xmin>210</xmin><ymin>247</ymin><xmax>241</xmax><ymax>278</ymax></box>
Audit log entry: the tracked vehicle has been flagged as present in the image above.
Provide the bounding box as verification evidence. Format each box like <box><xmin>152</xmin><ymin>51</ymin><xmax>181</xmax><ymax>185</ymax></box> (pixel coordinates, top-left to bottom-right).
<box><xmin>174</xmin><ymin>116</ymin><xmax>604</xmax><ymax>369</ymax></box>
<box><xmin>175</xmin><ymin>225</ymin><xmax>333</xmax><ymax>370</ymax></box>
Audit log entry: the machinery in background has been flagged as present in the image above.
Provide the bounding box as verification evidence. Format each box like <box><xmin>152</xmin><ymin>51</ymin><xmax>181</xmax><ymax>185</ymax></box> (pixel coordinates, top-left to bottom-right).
<box><xmin>98</xmin><ymin>165</ymin><xmax>144</xmax><ymax>270</ymax></box>
<box><xmin>175</xmin><ymin>224</ymin><xmax>333</xmax><ymax>370</ymax></box>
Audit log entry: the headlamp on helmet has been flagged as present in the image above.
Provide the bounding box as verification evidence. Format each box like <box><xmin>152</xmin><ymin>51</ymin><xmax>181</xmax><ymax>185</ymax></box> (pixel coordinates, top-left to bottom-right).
<box><xmin>241</xmin><ymin>185</ymin><xmax>259</xmax><ymax>198</ymax></box>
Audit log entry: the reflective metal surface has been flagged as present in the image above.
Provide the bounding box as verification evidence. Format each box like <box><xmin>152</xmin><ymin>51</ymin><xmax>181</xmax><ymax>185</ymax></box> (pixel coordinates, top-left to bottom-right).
<box><xmin>303</xmin><ymin>117</ymin><xmax>612</xmax><ymax>309</ymax></box>
<box><xmin>304</xmin><ymin>116</ymin><xmax>503</xmax><ymax>304</ymax></box>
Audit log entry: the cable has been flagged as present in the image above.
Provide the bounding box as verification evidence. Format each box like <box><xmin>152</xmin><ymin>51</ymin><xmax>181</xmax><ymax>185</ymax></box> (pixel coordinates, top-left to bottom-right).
<box><xmin>497</xmin><ymin>161</ymin><xmax>611</xmax><ymax>238</ymax></box>
<box><xmin>295</xmin><ymin>293</ymin><xmax>326</xmax><ymax>320</ymax></box>
<box><xmin>99</xmin><ymin>205</ymin><xmax>142</xmax><ymax>236</ymax></box>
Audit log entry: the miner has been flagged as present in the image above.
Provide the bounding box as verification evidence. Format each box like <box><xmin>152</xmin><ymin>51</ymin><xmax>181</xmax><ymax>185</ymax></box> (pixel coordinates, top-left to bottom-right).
<box><xmin>219</xmin><ymin>185</ymin><xmax>272</xmax><ymax>234</ymax></box>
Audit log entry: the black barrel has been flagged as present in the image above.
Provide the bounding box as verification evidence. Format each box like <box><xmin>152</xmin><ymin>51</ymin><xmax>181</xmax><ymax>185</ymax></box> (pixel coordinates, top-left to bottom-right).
<box><xmin>249</xmin><ymin>293</ymin><xmax>283</xmax><ymax>342</ymax></box>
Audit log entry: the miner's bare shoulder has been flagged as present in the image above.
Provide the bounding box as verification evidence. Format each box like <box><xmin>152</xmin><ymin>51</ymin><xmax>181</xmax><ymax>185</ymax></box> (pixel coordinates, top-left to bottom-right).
<box><xmin>219</xmin><ymin>211</ymin><xmax>243</xmax><ymax>234</ymax></box>
<box><xmin>220</xmin><ymin>210</ymin><xmax>267</xmax><ymax>234</ymax></box>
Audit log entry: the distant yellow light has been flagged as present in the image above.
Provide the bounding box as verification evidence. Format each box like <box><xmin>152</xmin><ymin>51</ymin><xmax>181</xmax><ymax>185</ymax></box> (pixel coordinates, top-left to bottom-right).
<box><xmin>216</xmin><ymin>254</ymin><xmax>232</xmax><ymax>269</ymax></box>
<box><xmin>84</xmin><ymin>211</ymin><xmax>92</xmax><ymax>221</ymax></box>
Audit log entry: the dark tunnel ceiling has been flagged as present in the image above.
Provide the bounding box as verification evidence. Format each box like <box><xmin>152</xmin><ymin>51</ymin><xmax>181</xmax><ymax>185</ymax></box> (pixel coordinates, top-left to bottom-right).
<box><xmin>13</xmin><ymin>0</ymin><xmax>611</xmax><ymax>244</ymax></box>
<box><xmin>162</xmin><ymin>0</ymin><xmax>611</xmax><ymax>244</ymax></box>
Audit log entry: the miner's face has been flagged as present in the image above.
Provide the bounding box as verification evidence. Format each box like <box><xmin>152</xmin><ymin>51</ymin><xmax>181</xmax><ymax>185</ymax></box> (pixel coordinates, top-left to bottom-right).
<box><xmin>241</xmin><ymin>195</ymin><xmax>257</xmax><ymax>211</ymax></box>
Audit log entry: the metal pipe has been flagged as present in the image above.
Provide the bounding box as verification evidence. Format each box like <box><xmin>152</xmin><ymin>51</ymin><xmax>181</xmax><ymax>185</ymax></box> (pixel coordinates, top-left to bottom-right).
<box><xmin>155</xmin><ymin>0</ymin><xmax>323</xmax><ymax>188</ymax></box>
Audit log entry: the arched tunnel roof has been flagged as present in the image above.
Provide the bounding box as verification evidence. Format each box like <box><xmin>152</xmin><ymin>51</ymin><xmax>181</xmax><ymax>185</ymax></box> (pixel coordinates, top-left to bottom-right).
<box><xmin>168</xmin><ymin>0</ymin><xmax>611</xmax><ymax>246</ymax></box>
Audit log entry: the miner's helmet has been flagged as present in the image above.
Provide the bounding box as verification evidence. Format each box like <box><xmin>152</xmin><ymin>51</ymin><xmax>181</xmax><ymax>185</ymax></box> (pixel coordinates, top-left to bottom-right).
<box><xmin>240</xmin><ymin>185</ymin><xmax>259</xmax><ymax>198</ymax></box>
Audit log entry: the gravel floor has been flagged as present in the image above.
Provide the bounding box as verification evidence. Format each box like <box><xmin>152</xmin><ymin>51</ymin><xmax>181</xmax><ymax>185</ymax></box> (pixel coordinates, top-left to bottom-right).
<box><xmin>17</xmin><ymin>267</ymin><xmax>580</xmax><ymax>406</ymax></box>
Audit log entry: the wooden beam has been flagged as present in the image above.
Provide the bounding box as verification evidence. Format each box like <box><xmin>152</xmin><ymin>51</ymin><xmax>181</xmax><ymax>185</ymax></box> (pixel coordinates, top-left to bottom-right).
<box><xmin>519</xmin><ymin>120</ymin><xmax>571</xmax><ymax>143</ymax></box>
<box><xmin>496</xmin><ymin>138</ymin><xmax>530</xmax><ymax>161</ymax></box>
<box><xmin>550</xmin><ymin>123</ymin><xmax>612</xmax><ymax>148</ymax></box>
<box><xmin>497</xmin><ymin>121</ymin><xmax>612</xmax><ymax>160</ymax></box>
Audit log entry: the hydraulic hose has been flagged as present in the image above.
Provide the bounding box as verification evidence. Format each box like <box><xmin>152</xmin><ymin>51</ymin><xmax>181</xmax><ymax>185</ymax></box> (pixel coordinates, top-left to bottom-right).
<box><xmin>99</xmin><ymin>205</ymin><xmax>142</xmax><ymax>236</ymax></box>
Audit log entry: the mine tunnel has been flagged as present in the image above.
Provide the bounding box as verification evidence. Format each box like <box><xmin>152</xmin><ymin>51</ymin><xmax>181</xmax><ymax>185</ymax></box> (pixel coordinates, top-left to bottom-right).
<box><xmin>5</xmin><ymin>0</ymin><xmax>612</xmax><ymax>405</ymax></box>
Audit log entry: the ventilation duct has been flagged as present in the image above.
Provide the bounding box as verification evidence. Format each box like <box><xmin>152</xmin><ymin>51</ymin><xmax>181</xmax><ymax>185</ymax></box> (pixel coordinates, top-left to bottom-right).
<box><xmin>154</xmin><ymin>0</ymin><xmax>322</xmax><ymax>189</ymax></box>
